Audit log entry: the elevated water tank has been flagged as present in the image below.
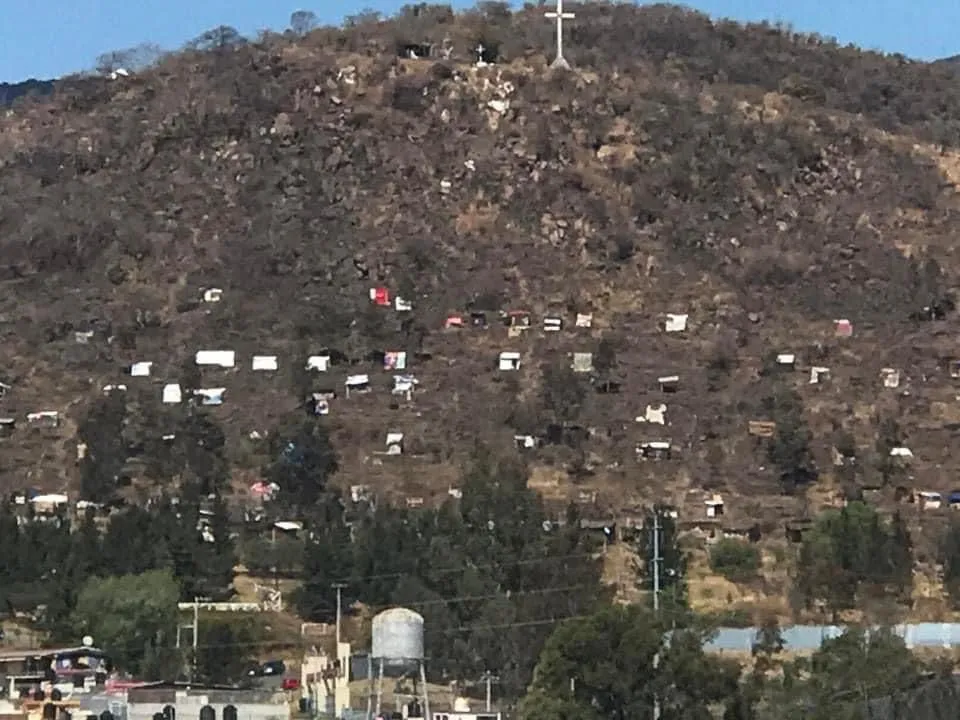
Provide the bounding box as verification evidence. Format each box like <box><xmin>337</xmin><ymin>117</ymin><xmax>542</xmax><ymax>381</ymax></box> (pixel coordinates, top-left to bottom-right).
<box><xmin>371</xmin><ymin>608</ymin><xmax>424</xmax><ymax>673</ymax></box>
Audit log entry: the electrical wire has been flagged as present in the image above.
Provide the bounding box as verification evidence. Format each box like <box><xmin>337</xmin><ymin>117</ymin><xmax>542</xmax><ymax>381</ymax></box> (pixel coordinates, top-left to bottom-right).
<box><xmin>324</xmin><ymin>548</ymin><xmax>600</xmax><ymax>585</ymax></box>
<box><xmin>3</xmin><ymin>609</ymin><xmax>596</xmax><ymax>654</ymax></box>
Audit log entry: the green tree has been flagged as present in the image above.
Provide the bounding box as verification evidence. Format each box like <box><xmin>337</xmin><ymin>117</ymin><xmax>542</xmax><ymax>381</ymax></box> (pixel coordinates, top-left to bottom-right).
<box><xmin>773</xmin><ymin>627</ymin><xmax>922</xmax><ymax>720</ymax></box>
<box><xmin>346</xmin><ymin>443</ymin><xmax>605</xmax><ymax>697</ymax></box>
<box><xmin>594</xmin><ymin>336</ymin><xmax>619</xmax><ymax>377</ymax></box>
<box><xmin>874</xmin><ymin>416</ymin><xmax>905</xmax><ymax>486</ymax></box>
<box><xmin>941</xmin><ymin>518</ymin><xmax>960</xmax><ymax>608</ymax></box>
<box><xmin>174</xmin><ymin>412</ymin><xmax>230</xmax><ymax>496</ymax></box>
<box><xmin>710</xmin><ymin>538</ymin><xmax>761</xmax><ymax>583</ymax></box>
<box><xmin>195</xmin><ymin>614</ymin><xmax>264</xmax><ymax>684</ymax></box>
<box><xmin>289</xmin><ymin>10</ymin><xmax>318</xmax><ymax>35</ymax></box>
<box><xmin>517</xmin><ymin>604</ymin><xmax>739</xmax><ymax>720</ymax></box>
<box><xmin>44</xmin><ymin>510</ymin><xmax>103</xmax><ymax>641</ymax></box>
<box><xmin>764</xmin><ymin>386</ymin><xmax>816</xmax><ymax>491</ymax></box>
<box><xmin>194</xmin><ymin>493</ymin><xmax>236</xmax><ymax>600</ymax></box>
<box><xmin>540</xmin><ymin>358</ymin><xmax>586</xmax><ymax>426</ymax></box>
<box><xmin>295</xmin><ymin>491</ymin><xmax>354</xmax><ymax>622</ymax></box>
<box><xmin>796</xmin><ymin>502</ymin><xmax>909</xmax><ymax>618</ymax></box>
<box><xmin>887</xmin><ymin>511</ymin><xmax>913</xmax><ymax>604</ymax></box>
<box><xmin>101</xmin><ymin>505</ymin><xmax>169</xmax><ymax>576</ymax></box>
<box><xmin>78</xmin><ymin>393</ymin><xmax>128</xmax><ymax>501</ymax></box>
<box><xmin>71</xmin><ymin>569</ymin><xmax>180</xmax><ymax>677</ymax></box>
<box><xmin>264</xmin><ymin>418</ymin><xmax>339</xmax><ymax>509</ymax></box>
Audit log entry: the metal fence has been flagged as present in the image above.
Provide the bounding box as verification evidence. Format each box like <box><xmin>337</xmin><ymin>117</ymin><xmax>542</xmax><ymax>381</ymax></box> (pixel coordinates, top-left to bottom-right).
<box><xmin>707</xmin><ymin>623</ymin><xmax>960</xmax><ymax>652</ymax></box>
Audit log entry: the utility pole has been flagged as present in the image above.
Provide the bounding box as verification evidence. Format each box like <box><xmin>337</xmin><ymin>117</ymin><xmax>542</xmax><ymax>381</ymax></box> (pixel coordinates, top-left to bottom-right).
<box><xmin>651</xmin><ymin>510</ymin><xmax>662</xmax><ymax>720</ymax></box>
<box><xmin>544</xmin><ymin>0</ymin><xmax>575</xmax><ymax>69</ymax></box>
<box><xmin>271</xmin><ymin>526</ymin><xmax>278</xmax><ymax>591</ymax></box>
<box><xmin>332</xmin><ymin>582</ymin><xmax>347</xmax><ymax>648</ymax></box>
<box><xmin>176</xmin><ymin>598</ymin><xmax>201</xmax><ymax>684</ymax></box>
<box><xmin>652</xmin><ymin>510</ymin><xmax>661</xmax><ymax>612</ymax></box>
<box><xmin>480</xmin><ymin>671</ymin><xmax>500</xmax><ymax>712</ymax></box>
<box><xmin>330</xmin><ymin>583</ymin><xmax>347</xmax><ymax>718</ymax></box>
<box><xmin>191</xmin><ymin>597</ymin><xmax>199</xmax><ymax>683</ymax></box>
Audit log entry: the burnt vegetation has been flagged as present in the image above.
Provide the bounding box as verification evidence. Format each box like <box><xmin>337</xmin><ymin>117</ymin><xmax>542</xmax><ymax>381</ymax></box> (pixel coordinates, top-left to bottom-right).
<box><xmin>1</xmin><ymin>3</ymin><xmax>960</xmax><ymax>573</ymax></box>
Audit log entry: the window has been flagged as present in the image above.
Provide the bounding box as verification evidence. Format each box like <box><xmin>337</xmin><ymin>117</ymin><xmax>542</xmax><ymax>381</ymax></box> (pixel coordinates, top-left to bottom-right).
<box><xmin>223</xmin><ymin>705</ymin><xmax>237</xmax><ymax>720</ymax></box>
<box><xmin>163</xmin><ymin>706</ymin><xmax>175</xmax><ymax>720</ymax></box>
<box><xmin>199</xmin><ymin>706</ymin><xmax>215</xmax><ymax>720</ymax></box>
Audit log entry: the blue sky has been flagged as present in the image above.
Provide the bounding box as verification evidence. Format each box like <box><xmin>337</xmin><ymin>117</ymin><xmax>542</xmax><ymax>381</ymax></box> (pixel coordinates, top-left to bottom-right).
<box><xmin>2</xmin><ymin>0</ymin><xmax>958</xmax><ymax>82</ymax></box>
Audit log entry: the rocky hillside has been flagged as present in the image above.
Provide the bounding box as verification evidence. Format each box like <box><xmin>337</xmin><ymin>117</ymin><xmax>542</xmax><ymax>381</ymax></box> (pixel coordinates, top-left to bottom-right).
<box><xmin>3</xmin><ymin>2</ymin><xmax>960</xmax><ymax>537</ymax></box>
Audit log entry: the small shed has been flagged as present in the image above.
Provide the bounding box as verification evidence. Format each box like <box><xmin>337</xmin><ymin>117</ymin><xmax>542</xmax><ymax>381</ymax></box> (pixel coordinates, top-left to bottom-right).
<box><xmin>369</xmin><ymin>287</ymin><xmax>391</xmax><ymax>306</ymax></box>
<box><xmin>705</xmin><ymin>494</ymin><xmax>724</xmax><ymax>518</ymax></box>
<box><xmin>195</xmin><ymin>350</ymin><xmax>236</xmax><ymax>368</ymax></box>
<box><xmin>345</xmin><ymin>374</ymin><xmax>371</xmax><ymax>396</ymax></box>
<box><xmin>306</xmin><ymin>355</ymin><xmax>331</xmax><ymax>372</ymax></box>
<box><xmin>384</xmin><ymin>352</ymin><xmax>407</xmax><ymax>370</ymax></box>
<box><xmin>834</xmin><ymin>319</ymin><xmax>853</xmax><ymax>337</ymax></box>
<box><xmin>385</xmin><ymin>432</ymin><xmax>405</xmax><ymax>455</ymax></box>
<box><xmin>637</xmin><ymin>441</ymin><xmax>672</xmax><ymax>460</ymax></box>
<box><xmin>514</xmin><ymin>435</ymin><xmax>537</xmax><ymax>450</ymax></box>
<box><xmin>637</xmin><ymin>404</ymin><xmax>666</xmax><ymax>425</ymax></box>
<box><xmin>252</xmin><ymin>356</ymin><xmax>278</xmax><ymax>371</ymax></box>
<box><xmin>571</xmin><ymin>352</ymin><xmax>594</xmax><ymax>373</ymax></box>
<box><xmin>130</xmin><ymin>361</ymin><xmax>153</xmax><ymax>377</ymax></box>
<box><xmin>776</xmin><ymin>353</ymin><xmax>796</xmax><ymax>368</ymax></box>
<box><xmin>193</xmin><ymin>388</ymin><xmax>225</xmax><ymax>406</ymax></box>
<box><xmin>392</xmin><ymin>374</ymin><xmax>418</xmax><ymax>399</ymax></box>
<box><xmin>880</xmin><ymin>368</ymin><xmax>900</xmax><ymax>388</ymax></box>
<box><xmin>658</xmin><ymin>375</ymin><xmax>679</xmax><ymax>393</ymax></box>
<box><xmin>748</xmin><ymin>420</ymin><xmax>776</xmax><ymax>438</ymax></box>
<box><xmin>27</xmin><ymin>411</ymin><xmax>60</xmax><ymax>428</ymax></box>
<box><xmin>663</xmin><ymin>313</ymin><xmax>688</xmax><ymax>333</ymax></box>
<box><xmin>162</xmin><ymin>384</ymin><xmax>182</xmax><ymax>404</ymax></box>
<box><xmin>916</xmin><ymin>491</ymin><xmax>942</xmax><ymax>510</ymax></box>
<box><xmin>498</xmin><ymin>352</ymin><xmax>521</xmax><ymax>371</ymax></box>
<box><xmin>809</xmin><ymin>366</ymin><xmax>830</xmax><ymax>384</ymax></box>
<box><xmin>0</xmin><ymin>418</ymin><xmax>16</xmax><ymax>437</ymax></box>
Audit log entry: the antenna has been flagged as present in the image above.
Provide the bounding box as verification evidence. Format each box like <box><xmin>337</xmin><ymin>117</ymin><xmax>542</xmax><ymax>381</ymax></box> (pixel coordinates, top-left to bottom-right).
<box><xmin>544</xmin><ymin>0</ymin><xmax>575</xmax><ymax>69</ymax></box>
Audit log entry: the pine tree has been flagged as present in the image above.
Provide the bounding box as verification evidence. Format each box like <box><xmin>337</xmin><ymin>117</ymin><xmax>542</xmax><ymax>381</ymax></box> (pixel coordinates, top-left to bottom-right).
<box><xmin>296</xmin><ymin>491</ymin><xmax>352</xmax><ymax>622</ymax></box>
<box><xmin>887</xmin><ymin>511</ymin><xmax>913</xmax><ymax>602</ymax></box>
<box><xmin>198</xmin><ymin>493</ymin><xmax>235</xmax><ymax>600</ymax></box>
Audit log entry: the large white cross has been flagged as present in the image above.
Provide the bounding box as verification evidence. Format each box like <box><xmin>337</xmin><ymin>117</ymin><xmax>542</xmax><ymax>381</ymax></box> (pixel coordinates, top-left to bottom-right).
<box><xmin>545</xmin><ymin>0</ymin><xmax>575</xmax><ymax>69</ymax></box>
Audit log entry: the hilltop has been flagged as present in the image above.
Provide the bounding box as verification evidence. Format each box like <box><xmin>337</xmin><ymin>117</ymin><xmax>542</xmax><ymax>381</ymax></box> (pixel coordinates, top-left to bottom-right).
<box><xmin>5</xmin><ymin>2</ymin><xmax>960</xmax><ymax>609</ymax></box>
<box><xmin>0</xmin><ymin>79</ymin><xmax>55</xmax><ymax>108</ymax></box>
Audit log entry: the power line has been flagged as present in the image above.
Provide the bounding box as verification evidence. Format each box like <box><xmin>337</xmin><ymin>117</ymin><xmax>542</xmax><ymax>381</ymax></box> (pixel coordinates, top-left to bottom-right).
<box><xmin>327</xmin><ymin>549</ymin><xmax>598</xmax><ymax>585</ymax></box>
<box><xmin>14</xmin><ymin>610</ymin><xmax>597</xmax><ymax>656</ymax></box>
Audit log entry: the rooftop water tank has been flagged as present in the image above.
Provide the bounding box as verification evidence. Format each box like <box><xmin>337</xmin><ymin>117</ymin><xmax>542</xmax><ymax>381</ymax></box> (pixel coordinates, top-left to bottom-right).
<box><xmin>371</xmin><ymin>608</ymin><xmax>424</xmax><ymax>674</ymax></box>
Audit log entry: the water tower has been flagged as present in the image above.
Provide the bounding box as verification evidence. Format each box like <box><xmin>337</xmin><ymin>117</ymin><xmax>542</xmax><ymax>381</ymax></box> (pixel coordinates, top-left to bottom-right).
<box><xmin>367</xmin><ymin>608</ymin><xmax>429</xmax><ymax>720</ymax></box>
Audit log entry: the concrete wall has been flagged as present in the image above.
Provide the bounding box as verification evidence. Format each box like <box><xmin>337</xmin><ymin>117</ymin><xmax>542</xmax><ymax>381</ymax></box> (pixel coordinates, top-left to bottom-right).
<box><xmin>708</xmin><ymin>623</ymin><xmax>960</xmax><ymax>652</ymax></box>
<box><xmin>126</xmin><ymin>694</ymin><xmax>288</xmax><ymax>720</ymax></box>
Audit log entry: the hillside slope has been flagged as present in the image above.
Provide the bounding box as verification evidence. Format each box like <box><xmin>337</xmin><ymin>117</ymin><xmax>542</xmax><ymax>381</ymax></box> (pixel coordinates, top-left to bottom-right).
<box><xmin>2</xmin><ymin>3</ymin><xmax>960</xmax><ymax>539</ymax></box>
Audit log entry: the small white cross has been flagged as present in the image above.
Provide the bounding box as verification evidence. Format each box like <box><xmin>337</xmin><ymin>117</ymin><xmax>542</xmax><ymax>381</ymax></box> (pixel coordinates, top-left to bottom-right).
<box><xmin>545</xmin><ymin>0</ymin><xmax>575</xmax><ymax>69</ymax></box>
<box><xmin>475</xmin><ymin>43</ymin><xmax>487</xmax><ymax>67</ymax></box>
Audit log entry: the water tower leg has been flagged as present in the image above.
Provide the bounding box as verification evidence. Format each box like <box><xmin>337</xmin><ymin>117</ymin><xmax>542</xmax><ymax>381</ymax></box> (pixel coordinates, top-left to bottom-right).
<box><xmin>366</xmin><ymin>656</ymin><xmax>373</xmax><ymax>720</ymax></box>
<box><xmin>420</xmin><ymin>661</ymin><xmax>430</xmax><ymax>720</ymax></box>
<box><xmin>375</xmin><ymin>658</ymin><xmax>384</xmax><ymax>717</ymax></box>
